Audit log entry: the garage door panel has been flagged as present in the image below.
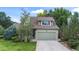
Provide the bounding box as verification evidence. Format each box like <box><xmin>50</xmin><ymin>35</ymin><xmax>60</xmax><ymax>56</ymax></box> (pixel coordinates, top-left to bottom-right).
<box><xmin>37</xmin><ymin>32</ymin><xmax>56</xmax><ymax>40</ymax></box>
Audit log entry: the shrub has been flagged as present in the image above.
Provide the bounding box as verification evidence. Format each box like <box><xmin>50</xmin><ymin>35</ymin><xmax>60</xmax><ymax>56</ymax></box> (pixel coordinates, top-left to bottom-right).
<box><xmin>75</xmin><ymin>45</ymin><xmax>79</xmax><ymax>51</ymax></box>
<box><xmin>68</xmin><ymin>38</ymin><xmax>79</xmax><ymax>49</ymax></box>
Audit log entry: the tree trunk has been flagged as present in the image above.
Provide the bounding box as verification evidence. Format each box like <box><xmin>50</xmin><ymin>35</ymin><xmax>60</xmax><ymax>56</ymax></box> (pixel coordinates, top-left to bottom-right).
<box><xmin>18</xmin><ymin>33</ymin><xmax>24</xmax><ymax>42</ymax></box>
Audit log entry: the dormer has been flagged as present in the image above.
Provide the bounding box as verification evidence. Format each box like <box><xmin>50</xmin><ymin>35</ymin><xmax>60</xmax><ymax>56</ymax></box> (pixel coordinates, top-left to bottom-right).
<box><xmin>37</xmin><ymin>17</ymin><xmax>55</xmax><ymax>26</ymax></box>
<box><xmin>38</xmin><ymin>20</ymin><xmax>54</xmax><ymax>26</ymax></box>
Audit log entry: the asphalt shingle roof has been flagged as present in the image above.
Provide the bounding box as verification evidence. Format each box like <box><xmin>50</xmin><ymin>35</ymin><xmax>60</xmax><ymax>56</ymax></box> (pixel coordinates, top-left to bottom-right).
<box><xmin>30</xmin><ymin>17</ymin><xmax>59</xmax><ymax>30</ymax></box>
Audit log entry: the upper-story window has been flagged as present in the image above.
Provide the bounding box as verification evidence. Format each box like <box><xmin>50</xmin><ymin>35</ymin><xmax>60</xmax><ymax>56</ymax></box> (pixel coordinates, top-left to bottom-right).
<box><xmin>42</xmin><ymin>20</ymin><xmax>50</xmax><ymax>26</ymax></box>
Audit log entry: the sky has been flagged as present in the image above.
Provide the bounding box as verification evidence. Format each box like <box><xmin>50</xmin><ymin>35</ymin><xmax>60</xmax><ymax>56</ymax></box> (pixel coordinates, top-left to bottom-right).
<box><xmin>0</xmin><ymin>7</ymin><xmax>79</xmax><ymax>23</ymax></box>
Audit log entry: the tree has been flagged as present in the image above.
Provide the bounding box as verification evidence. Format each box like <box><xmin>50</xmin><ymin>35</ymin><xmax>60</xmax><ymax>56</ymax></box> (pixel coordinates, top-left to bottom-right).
<box><xmin>0</xmin><ymin>25</ymin><xmax>4</xmax><ymax>35</ymax></box>
<box><xmin>3</xmin><ymin>23</ymin><xmax>17</xmax><ymax>40</ymax></box>
<box><xmin>37</xmin><ymin>13</ymin><xmax>44</xmax><ymax>17</ymax></box>
<box><xmin>51</xmin><ymin>8</ymin><xmax>71</xmax><ymax>27</ymax></box>
<box><xmin>69</xmin><ymin>12</ymin><xmax>79</xmax><ymax>38</ymax></box>
<box><xmin>61</xmin><ymin>12</ymin><xmax>79</xmax><ymax>40</ymax></box>
<box><xmin>43</xmin><ymin>10</ymin><xmax>48</xmax><ymax>16</ymax></box>
<box><xmin>60</xmin><ymin>23</ymin><xmax>69</xmax><ymax>41</ymax></box>
<box><xmin>37</xmin><ymin>10</ymin><xmax>48</xmax><ymax>17</ymax></box>
<box><xmin>74</xmin><ymin>12</ymin><xmax>79</xmax><ymax>17</ymax></box>
<box><xmin>37</xmin><ymin>8</ymin><xmax>71</xmax><ymax>27</ymax></box>
<box><xmin>19</xmin><ymin>10</ymin><xmax>32</xmax><ymax>42</ymax></box>
<box><xmin>0</xmin><ymin>12</ymin><xmax>13</xmax><ymax>29</ymax></box>
<box><xmin>47</xmin><ymin>9</ymin><xmax>53</xmax><ymax>16</ymax></box>
<box><xmin>61</xmin><ymin>12</ymin><xmax>79</xmax><ymax>49</ymax></box>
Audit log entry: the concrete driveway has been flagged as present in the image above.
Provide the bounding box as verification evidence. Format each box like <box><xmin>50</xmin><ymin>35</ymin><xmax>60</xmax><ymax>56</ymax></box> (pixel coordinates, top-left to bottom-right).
<box><xmin>36</xmin><ymin>40</ymin><xmax>70</xmax><ymax>51</ymax></box>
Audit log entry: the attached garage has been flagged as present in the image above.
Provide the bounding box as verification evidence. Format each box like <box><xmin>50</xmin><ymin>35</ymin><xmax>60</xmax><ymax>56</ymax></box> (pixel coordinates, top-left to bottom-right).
<box><xmin>36</xmin><ymin>30</ymin><xmax>58</xmax><ymax>40</ymax></box>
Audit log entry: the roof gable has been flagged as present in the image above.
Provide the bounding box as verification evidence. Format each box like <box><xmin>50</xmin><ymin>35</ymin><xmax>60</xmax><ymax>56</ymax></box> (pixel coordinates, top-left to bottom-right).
<box><xmin>30</xmin><ymin>17</ymin><xmax>59</xmax><ymax>30</ymax></box>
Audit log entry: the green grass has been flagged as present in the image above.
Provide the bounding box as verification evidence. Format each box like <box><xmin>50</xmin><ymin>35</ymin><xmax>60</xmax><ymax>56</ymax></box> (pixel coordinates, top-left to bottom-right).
<box><xmin>0</xmin><ymin>39</ymin><xmax>36</xmax><ymax>51</ymax></box>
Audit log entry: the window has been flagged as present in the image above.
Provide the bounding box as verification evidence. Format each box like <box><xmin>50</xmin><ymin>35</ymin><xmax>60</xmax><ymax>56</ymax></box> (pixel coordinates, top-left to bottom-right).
<box><xmin>42</xmin><ymin>20</ymin><xmax>50</xmax><ymax>25</ymax></box>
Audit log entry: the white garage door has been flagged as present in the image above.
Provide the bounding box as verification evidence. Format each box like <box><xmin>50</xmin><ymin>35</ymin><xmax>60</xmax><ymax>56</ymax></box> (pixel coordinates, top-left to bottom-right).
<box><xmin>36</xmin><ymin>30</ymin><xmax>58</xmax><ymax>40</ymax></box>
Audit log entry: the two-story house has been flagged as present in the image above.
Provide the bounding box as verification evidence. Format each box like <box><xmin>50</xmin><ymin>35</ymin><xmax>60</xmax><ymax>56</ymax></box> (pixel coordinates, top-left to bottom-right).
<box><xmin>31</xmin><ymin>17</ymin><xmax>59</xmax><ymax>40</ymax></box>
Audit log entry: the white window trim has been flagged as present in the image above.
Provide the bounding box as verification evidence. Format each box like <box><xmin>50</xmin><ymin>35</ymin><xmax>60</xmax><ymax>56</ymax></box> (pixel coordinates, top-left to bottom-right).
<box><xmin>50</xmin><ymin>21</ymin><xmax>52</xmax><ymax>26</ymax></box>
<box><xmin>41</xmin><ymin>21</ymin><xmax>51</xmax><ymax>26</ymax></box>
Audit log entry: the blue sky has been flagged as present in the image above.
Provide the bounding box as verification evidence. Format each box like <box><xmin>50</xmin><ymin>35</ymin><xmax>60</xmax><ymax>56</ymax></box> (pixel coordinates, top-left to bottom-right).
<box><xmin>0</xmin><ymin>7</ymin><xmax>78</xmax><ymax>23</ymax></box>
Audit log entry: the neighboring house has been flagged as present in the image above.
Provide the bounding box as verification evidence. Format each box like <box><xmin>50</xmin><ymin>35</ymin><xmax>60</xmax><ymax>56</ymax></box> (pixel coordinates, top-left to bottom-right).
<box><xmin>31</xmin><ymin>17</ymin><xmax>59</xmax><ymax>40</ymax></box>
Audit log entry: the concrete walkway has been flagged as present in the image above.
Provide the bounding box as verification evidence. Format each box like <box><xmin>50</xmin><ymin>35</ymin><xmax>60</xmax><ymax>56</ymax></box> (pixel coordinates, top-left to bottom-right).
<box><xmin>36</xmin><ymin>40</ymin><xmax>70</xmax><ymax>51</ymax></box>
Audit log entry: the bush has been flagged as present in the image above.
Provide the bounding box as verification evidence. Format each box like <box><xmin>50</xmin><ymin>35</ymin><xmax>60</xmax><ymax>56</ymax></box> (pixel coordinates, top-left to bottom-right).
<box><xmin>75</xmin><ymin>45</ymin><xmax>79</xmax><ymax>51</ymax></box>
<box><xmin>68</xmin><ymin>38</ymin><xmax>79</xmax><ymax>49</ymax></box>
<box><xmin>11</xmin><ymin>35</ymin><xmax>19</xmax><ymax>42</ymax></box>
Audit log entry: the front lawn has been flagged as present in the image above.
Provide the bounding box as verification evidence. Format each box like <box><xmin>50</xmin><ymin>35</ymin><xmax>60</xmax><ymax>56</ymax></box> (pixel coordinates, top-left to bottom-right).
<box><xmin>0</xmin><ymin>39</ymin><xmax>36</xmax><ymax>51</ymax></box>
